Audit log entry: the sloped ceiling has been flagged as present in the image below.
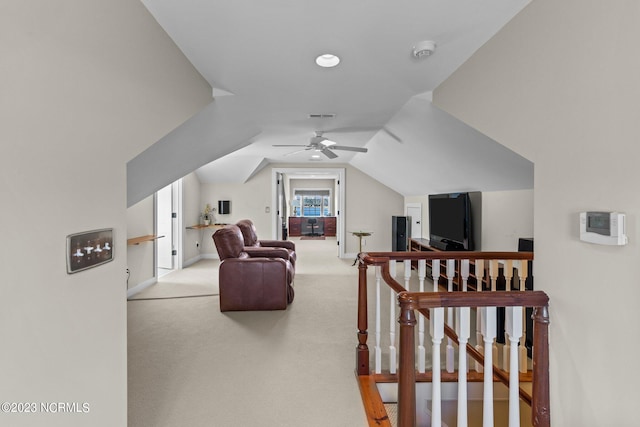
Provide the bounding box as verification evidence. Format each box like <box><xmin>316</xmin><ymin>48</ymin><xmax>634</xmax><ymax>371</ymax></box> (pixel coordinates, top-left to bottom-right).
<box><xmin>350</xmin><ymin>93</ymin><xmax>533</xmax><ymax>196</ymax></box>
<box><xmin>128</xmin><ymin>0</ymin><xmax>533</xmax><ymax>206</ymax></box>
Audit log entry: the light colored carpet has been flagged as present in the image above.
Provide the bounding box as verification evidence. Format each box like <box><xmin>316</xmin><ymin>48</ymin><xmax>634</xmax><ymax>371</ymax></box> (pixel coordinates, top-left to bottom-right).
<box><xmin>128</xmin><ymin>259</ymin><xmax>219</xmax><ymax>300</ymax></box>
<box><xmin>128</xmin><ymin>237</ymin><xmax>369</xmax><ymax>427</ymax></box>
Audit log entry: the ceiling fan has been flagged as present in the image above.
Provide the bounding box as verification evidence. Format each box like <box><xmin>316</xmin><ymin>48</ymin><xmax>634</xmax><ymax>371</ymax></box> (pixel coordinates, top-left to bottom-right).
<box><xmin>273</xmin><ymin>132</ymin><xmax>368</xmax><ymax>159</ymax></box>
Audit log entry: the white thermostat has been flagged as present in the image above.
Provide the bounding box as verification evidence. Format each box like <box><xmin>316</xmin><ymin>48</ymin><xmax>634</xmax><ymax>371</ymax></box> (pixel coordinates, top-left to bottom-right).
<box><xmin>580</xmin><ymin>211</ymin><xmax>628</xmax><ymax>246</ymax></box>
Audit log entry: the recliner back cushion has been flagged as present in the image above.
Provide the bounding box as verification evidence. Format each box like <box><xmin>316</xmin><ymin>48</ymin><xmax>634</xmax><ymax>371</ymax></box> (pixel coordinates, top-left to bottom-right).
<box><xmin>236</xmin><ymin>219</ymin><xmax>260</xmax><ymax>247</ymax></box>
<box><xmin>213</xmin><ymin>225</ymin><xmax>246</xmax><ymax>260</ymax></box>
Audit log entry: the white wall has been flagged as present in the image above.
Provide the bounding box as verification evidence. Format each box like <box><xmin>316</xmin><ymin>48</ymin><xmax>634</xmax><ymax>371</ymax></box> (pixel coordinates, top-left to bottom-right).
<box><xmin>200</xmin><ymin>167</ymin><xmax>273</xmax><ymax>256</ymax></box>
<box><xmin>405</xmin><ymin>190</ymin><xmax>533</xmax><ymax>251</ymax></box>
<box><xmin>199</xmin><ymin>164</ymin><xmax>404</xmax><ymax>256</ymax></box>
<box><xmin>481</xmin><ymin>190</ymin><xmax>533</xmax><ymax>251</ymax></box>
<box><xmin>344</xmin><ymin>166</ymin><xmax>405</xmax><ymax>253</ymax></box>
<box><xmin>434</xmin><ymin>1</ymin><xmax>640</xmax><ymax>424</ymax></box>
<box><xmin>0</xmin><ymin>2</ymin><xmax>211</xmax><ymax>426</ymax></box>
<box><xmin>126</xmin><ymin>195</ymin><xmax>156</xmax><ymax>289</ymax></box>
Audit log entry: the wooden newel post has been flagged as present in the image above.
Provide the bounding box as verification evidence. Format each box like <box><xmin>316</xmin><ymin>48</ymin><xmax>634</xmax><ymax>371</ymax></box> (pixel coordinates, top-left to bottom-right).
<box><xmin>398</xmin><ymin>294</ymin><xmax>417</xmax><ymax>427</ymax></box>
<box><xmin>357</xmin><ymin>259</ymin><xmax>370</xmax><ymax>375</ymax></box>
<box><xmin>532</xmin><ymin>305</ymin><xmax>550</xmax><ymax>427</ymax></box>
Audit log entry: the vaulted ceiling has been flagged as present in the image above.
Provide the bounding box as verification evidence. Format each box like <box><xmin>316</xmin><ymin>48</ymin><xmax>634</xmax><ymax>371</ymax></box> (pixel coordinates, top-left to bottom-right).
<box><xmin>128</xmin><ymin>0</ymin><xmax>533</xmax><ymax>206</ymax></box>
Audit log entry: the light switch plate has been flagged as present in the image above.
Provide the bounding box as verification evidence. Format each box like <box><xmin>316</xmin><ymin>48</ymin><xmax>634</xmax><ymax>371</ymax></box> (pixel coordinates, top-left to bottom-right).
<box><xmin>67</xmin><ymin>228</ymin><xmax>114</xmax><ymax>274</ymax></box>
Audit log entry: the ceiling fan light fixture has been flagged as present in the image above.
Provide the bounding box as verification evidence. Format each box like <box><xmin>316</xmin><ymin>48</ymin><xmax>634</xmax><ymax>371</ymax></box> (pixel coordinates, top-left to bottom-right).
<box><xmin>322</xmin><ymin>139</ymin><xmax>337</xmax><ymax>146</ymax></box>
<box><xmin>316</xmin><ymin>54</ymin><xmax>340</xmax><ymax>68</ymax></box>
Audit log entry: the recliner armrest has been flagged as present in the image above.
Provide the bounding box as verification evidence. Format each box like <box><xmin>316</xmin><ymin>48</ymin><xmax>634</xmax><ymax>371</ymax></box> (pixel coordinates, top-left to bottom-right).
<box><xmin>259</xmin><ymin>239</ymin><xmax>296</xmax><ymax>251</ymax></box>
<box><xmin>243</xmin><ymin>246</ymin><xmax>290</xmax><ymax>260</ymax></box>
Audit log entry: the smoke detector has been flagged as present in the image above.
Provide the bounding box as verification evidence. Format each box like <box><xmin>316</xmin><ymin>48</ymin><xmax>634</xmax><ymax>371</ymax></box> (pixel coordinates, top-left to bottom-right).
<box><xmin>413</xmin><ymin>40</ymin><xmax>436</xmax><ymax>58</ymax></box>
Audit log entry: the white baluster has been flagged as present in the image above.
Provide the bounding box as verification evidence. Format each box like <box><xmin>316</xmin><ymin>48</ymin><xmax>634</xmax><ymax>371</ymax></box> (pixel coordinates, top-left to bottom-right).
<box><xmin>481</xmin><ymin>307</ymin><xmax>497</xmax><ymax>427</ymax></box>
<box><xmin>489</xmin><ymin>260</ymin><xmax>499</xmax><ymax>367</ymax></box>
<box><xmin>503</xmin><ymin>260</ymin><xmax>513</xmax><ymax>372</ymax></box>
<box><xmin>431</xmin><ymin>260</ymin><xmax>442</xmax><ymax>382</ymax></box>
<box><xmin>461</xmin><ymin>259</ymin><xmax>470</xmax><ymax>374</ymax></box>
<box><xmin>461</xmin><ymin>259</ymin><xmax>470</xmax><ymax>292</ymax></box>
<box><xmin>375</xmin><ymin>266</ymin><xmax>382</xmax><ymax>374</ymax></box>
<box><xmin>418</xmin><ymin>259</ymin><xmax>427</xmax><ymax>373</ymax></box>
<box><xmin>489</xmin><ymin>260</ymin><xmax>499</xmax><ymax>292</ymax></box>
<box><xmin>456</xmin><ymin>306</ymin><xmax>470</xmax><ymax>427</ymax></box>
<box><xmin>432</xmin><ymin>259</ymin><xmax>441</xmax><ymax>292</ymax></box>
<box><xmin>506</xmin><ymin>306</ymin><xmax>523</xmax><ymax>427</ymax></box>
<box><xmin>404</xmin><ymin>259</ymin><xmax>411</xmax><ymax>290</ymax></box>
<box><xmin>430</xmin><ymin>307</ymin><xmax>445</xmax><ymax>427</ymax></box>
<box><xmin>446</xmin><ymin>259</ymin><xmax>455</xmax><ymax>373</ymax></box>
<box><xmin>389</xmin><ymin>291</ymin><xmax>397</xmax><ymax>374</ymax></box>
<box><xmin>475</xmin><ymin>260</ymin><xmax>484</xmax><ymax>373</ymax></box>
<box><xmin>517</xmin><ymin>260</ymin><xmax>529</xmax><ymax>374</ymax></box>
<box><xmin>389</xmin><ymin>260</ymin><xmax>397</xmax><ymax>374</ymax></box>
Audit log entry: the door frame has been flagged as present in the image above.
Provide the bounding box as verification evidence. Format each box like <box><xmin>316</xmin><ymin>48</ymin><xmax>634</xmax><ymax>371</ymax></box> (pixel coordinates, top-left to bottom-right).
<box><xmin>271</xmin><ymin>167</ymin><xmax>346</xmax><ymax>258</ymax></box>
<box><xmin>154</xmin><ymin>179</ymin><xmax>184</xmax><ymax>275</ymax></box>
<box><xmin>405</xmin><ymin>202</ymin><xmax>423</xmax><ymax>239</ymax></box>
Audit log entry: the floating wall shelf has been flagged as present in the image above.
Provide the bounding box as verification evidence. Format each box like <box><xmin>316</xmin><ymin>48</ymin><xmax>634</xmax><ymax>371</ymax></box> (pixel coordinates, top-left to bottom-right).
<box><xmin>127</xmin><ymin>235</ymin><xmax>164</xmax><ymax>246</ymax></box>
<box><xmin>186</xmin><ymin>224</ymin><xmax>227</xmax><ymax>230</ymax></box>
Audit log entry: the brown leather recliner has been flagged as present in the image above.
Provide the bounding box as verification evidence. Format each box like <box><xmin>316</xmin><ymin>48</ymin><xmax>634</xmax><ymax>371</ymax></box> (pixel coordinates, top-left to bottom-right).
<box><xmin>236</xmin><ymin>219</ymin><xmax>297</xmax><ymax>266</ymax></box>
<box><xmin>213</xmin><ymin>225</ymin><xmax>294</xmax><ymax>312</ymax></box>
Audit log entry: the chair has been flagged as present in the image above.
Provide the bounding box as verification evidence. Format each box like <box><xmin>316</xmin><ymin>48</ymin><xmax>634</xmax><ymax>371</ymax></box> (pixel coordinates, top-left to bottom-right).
<box><xmin>213</xmin><ymin>225</ymin><xmax>294</xmax><ymax>312</ymax></box>
<box><xmin>307</xmin><ymin>218</ymin><xmax>318</xmax><ymax>236</ymax></box>
<box><xmin>236</xmin><ymin>219</ymin><xmax>296</xmax><ymax>266</ymax></box>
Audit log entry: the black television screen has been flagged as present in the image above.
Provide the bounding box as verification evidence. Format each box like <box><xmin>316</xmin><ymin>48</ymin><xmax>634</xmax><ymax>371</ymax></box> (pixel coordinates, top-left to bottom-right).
<box><xmin>428</xmin><ymin>193</ymin><xmax>473</xmax><ymax>251</ymax></box>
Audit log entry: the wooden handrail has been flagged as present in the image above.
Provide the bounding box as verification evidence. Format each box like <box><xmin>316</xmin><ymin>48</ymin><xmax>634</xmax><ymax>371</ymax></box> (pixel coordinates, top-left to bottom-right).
<box><xmin>364</xmin><ymin>254</ymin><xmax>536</xmax><ymax>403</ymax></box>
<box><xmin>400</xmin><ymin>290</ymin><xmax>548</xmax><ymax>310</ymax></box>
<box><xmin>361</xmin><ymin>250</ymin><xmax>533</xmax><ymax>265</ymax></box>
<box><xmin>397</xmin><ymin>291</ymin><xmax>550</xmax><ymax>427</ymax></box>
<box><xmin>356</xmin><ymin>250</ymin><xmax>548</xmax><ymax>426</ymax></box>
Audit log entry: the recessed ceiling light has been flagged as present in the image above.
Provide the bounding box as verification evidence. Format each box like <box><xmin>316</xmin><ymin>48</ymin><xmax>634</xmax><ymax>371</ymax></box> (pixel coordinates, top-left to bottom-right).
<box><xmin>311</xmin><ymin>154</ymin><xmax>321</xmax><ymax>158</ymax></box>
<box><xmin>316</xmin><ymin>54</ymin><xmax>340</xmax><ymax>68</ymax></box>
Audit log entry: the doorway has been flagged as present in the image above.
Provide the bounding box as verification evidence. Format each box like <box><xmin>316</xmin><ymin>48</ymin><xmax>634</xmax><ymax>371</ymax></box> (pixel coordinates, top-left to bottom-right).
<box><xmin>405</xmin><ymin>202</ymin><xmax>422</xmax><ymax>239</ymax></box>
<box><xmin>271</xmin><ymin>168</ymin><xmax>346</xmax><ymax>258</ymax></box>
<box><xmin>155</xmin><ymin>179</ymin><xmax>183</xmax><ymax>278</ymax></box>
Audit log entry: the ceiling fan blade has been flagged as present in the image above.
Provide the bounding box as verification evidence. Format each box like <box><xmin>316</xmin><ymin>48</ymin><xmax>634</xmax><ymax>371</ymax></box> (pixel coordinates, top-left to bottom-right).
<box><xmin>331</xmin><ymin>145</ymin><xmax>368</xmax><ymax>153</ymax></box>
<box><xmin>273</xmin><ymin>144</ymin><xmax>308</xmax><ymax>147</ymax></box>
<box><xmin>284</xmin><ymin>148</ymin><xmax>311</xmax><ymax>156</ymax></box>
<box><xmin>321</xmin><ymin>148</ymin><xmax>338</xmax><ymax>159</ymax></box>
<box><xmin>323</xmin><ymin>126</ymin><xmax>381</xmax><ymax>134</ymax></box>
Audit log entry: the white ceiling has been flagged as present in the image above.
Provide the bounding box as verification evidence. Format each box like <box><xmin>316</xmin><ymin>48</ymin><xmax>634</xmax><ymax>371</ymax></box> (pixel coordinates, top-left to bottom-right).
<box><xmin>129</xmin><ymin>0</ymin><xmax>533</xmax><ymax>204</ymax></box>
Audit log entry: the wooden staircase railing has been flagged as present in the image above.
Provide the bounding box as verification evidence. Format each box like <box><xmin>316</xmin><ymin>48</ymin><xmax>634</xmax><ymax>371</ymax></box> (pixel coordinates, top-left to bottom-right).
<box><xmin>356</xmin><ymin>251</ymin><xmax>550</xmax><ymax>427</ymax></box>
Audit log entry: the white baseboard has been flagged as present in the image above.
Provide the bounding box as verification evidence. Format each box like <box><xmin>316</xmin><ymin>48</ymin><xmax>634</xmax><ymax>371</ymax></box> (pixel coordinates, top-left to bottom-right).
<box><xmin>183</xmin><ymin>254</ymin><xmax>202</xmax><ymax>267</ymax></box>
<box><xmin>127</xmin><ymin>277</ymin><xmax>157</xmax><ymax>298</ymax></box>
<box><xmin>200</xmin><ymin>253</ymin><xmax>219</xmax><ymax>260</ymax></box>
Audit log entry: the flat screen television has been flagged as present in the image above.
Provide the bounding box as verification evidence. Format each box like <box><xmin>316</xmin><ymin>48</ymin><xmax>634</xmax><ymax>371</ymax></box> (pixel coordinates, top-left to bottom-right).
<box><xmin>428</xmin><ymin>192</ymin><xmax>474</xmax><ymax>251</ymax></box>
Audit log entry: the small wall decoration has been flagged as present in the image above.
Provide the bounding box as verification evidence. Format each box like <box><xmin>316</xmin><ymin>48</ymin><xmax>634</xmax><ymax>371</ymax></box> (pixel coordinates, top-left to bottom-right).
<box><xmin>218</xmin><ymin>200</ymin><xmax>230</xmax><ymax>214</ymax></box>
<box><xmin>66</xmin><ymin>228</ymin><xmax>114</xmax><ymax>274</ymax></box>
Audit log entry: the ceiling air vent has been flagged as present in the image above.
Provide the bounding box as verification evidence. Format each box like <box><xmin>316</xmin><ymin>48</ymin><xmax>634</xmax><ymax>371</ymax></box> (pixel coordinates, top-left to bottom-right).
<box><xmin>308</xmin><ymin>114</ymin><xmax>336</xmax><ymax>119</ymax></box>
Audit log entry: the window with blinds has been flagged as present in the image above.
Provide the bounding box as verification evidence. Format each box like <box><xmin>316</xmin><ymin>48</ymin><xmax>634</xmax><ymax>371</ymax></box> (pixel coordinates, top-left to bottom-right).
<box><xmin>292</xmin><ymin>190</ymin><xmax>331</xmax><ymax>217</ymax></box>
